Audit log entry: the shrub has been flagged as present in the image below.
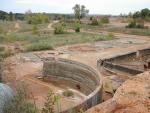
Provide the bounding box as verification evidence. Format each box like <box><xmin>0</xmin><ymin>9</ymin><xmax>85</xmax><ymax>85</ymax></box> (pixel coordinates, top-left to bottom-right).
<box><xmin>26</xmin><ymin>13</ymin><xmax>50</xmax><ymax>25</ymax></box>
<box><xmin>32</xmin><ymin>25</ymin><xmax>39</xmax><ymax>35</ymax></box>
<box><xmin>0</xmin><ymin>35</ymin><xmax>5</xmax><ymax>43</ymax></box>
<box><xmin>126</xmin><ymin>19</ymin><xmax>145</xmax><ymax>28</ymax></box>
<box><xmin>0</xmin><ymin>26</ymin><xmax>7</xmax><ymax>34</ymax></box>
<box><xmin>91</xmin><ymin>18</ymin><xmax>99</xmax><ymax>25</ymax></box>
<box><xmin>126</xmin><ymin>20</ymin><xmax>136</xmax><ymax>28</ymax></box>
<box><xmin>54</xmin><ymin>23</ymin><xmax>65</xmax><ymax>34</ymax></box>
<box><xmin>100</xmin><ymin>16</ymin><xmax>109</xmax><ymax>23</ymax></box>
<box><xmin>136</xmin><ymin>19</ymin><xmax>145</xmax><ymax>28</ymax></box>
<box><xmin>26</xmin><ymin>41</ymin><xmax>54</xmax><ymax>51</ymax></box>
<box><xmin>75</xmin><ymin>20</ymin><xmax>81</xmax><ymax>32</ymax></box>
<box><xmin>42</xmin><ymin>90</ymin><xmax>60</xmax><ymax>113</ymax></box>
<box><xmin>63</xmin><ymin>90</ymin><xmax>74</xmax><ymax>97</ymax></box>
<box><xmin>107</xmin><ymin>33</ymin><xmax>114</xmax><ymax>39</ymax></box>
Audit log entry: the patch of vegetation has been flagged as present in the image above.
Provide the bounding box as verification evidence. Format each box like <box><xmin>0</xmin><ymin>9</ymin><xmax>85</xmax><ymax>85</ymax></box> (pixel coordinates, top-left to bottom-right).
<box><xmin>132</xmin><ymin>8</ymin><xmax>150</xmax><ymax>20</ymax></box>
<box><xmin>26</xmin><ymin>41</ymin><xmax>54</xmax><ymax>51</ymax></box>
<box><xmin>108</xmin><ymin>27</ymin><xmax>150</xmax><ymax>36</ymax></box>
<box><xmin>63</xmin><ymin>90</ymin><xmax>74</xmax><ymax>97</ymax></box>
<box><xmin>32</xmin><ymin>25</ymin><xmax>39</xmax><ymax>35</ymax></box>
<box><xmin>74</xmin><ymin>20</ymin><xmax>81</xmax><ymax>32</ymax></box>
<box><xmin>26</xmin><ymin>13</ymin><xmax>50</xmax><ymax>25</ymax></box>
<box><xmin>0</xmin><ymin>34</ymin><xmax>5</xmax><ymax>43</ymax></box>
<box><xmin>54</xmin><ymin>22</ymin><xmax>65</xmax><ymax>34</ymax></box>
<box><xmin>90</xmin><ymin>17</ymin><xmax>99</xmax><ymax>25</ymax></box>
<box><xmin>100</xmin><ymin>16</ymin><xmax>109</xmax><ymax>24</ymax></box>
<box><xmin>107</xmin><ymin>33</ymin><xmax>114</xmax><ymax>39</ymax></box>
<box><xmin>126</xmin><ymin>19</ymin><xmax>145</xmax><ymax>29</ymax></box>
<box><xmin>42</xmin><ymin>90</ymin><xmax>60</xmax><ymax>113</ymax></box>
<box><xmin>2</xmin><ymin>31</ymin><xmax>114</xmax><ymax>51</ymax></box>
<box><xmin>3</xmin><ymin>85</ymin><xmax>38</xmax><ymax>113</ymax></box>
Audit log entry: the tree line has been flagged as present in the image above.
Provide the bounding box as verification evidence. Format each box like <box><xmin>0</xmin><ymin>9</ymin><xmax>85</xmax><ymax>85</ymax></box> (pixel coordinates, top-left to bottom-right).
<box><xmin>128</xmin><ymin>8</ymin><xmax>150</xmax><ymax>19</ymax></box>
<box><xmin>0</xmin><ymin>10</ymin><xmax>74</xmax><ymax>22</ymax></box>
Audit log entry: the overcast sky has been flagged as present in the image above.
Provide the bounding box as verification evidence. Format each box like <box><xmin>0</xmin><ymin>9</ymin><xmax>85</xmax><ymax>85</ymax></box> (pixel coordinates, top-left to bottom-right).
<box><xmin>0</xmin><ymin>0</ymin><xmax>150</xmax><ymax>15</ymax></box>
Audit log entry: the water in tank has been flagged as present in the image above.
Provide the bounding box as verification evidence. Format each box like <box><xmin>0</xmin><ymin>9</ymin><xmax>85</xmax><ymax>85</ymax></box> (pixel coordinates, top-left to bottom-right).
<box><xmin>0</xmin><ymin>83</ymin><xmax>13</xmax><ymax>113</ymax></box>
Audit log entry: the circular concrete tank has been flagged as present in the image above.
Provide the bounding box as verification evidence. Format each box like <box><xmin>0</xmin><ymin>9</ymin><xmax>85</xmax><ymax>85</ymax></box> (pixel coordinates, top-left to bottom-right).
<box><xmin>0</xmin><ymin>83</ymin><xmax>13</xmax><ymax>113</ymax></box>
<box><xmin>43</xmin><ymin>57</ymin><xmax>102</xmax><ymax>113</ymax></box>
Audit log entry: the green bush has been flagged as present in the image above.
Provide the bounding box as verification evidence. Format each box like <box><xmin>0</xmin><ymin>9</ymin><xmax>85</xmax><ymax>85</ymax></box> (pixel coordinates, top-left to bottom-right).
<box><xmin>26</xmin><ymin>13</ymin><xmax>50</xmax><ymax>25</ymax></box>
<box><xmin>26</xmin><ymin>41</ymin><xmax>54</xmax><ymax>51</ymax></box>
<box><xmin>126</xmin><ymin>19</ymin><xmax>145</xmax><ymax>28</ymax></box>
<box><xmin>91</xmin><ymin>18</ymin><xmax>99</xmax><ymax>25</ymax></box>
<box><xmin>63</xmin><ymin>90</ymin><xmax>74</xmax><ymax>97</ymax></box>
<box><xmin>75</xmin><ymin>20</ymin><xmax>81</xmax><ymax>32</ymax></box>
<box><xmin>126</xmin><ymin>20</ymin><xmax>136</xmax><ymax>28</ymax></box>
<box><xmin>100</xmin><ymin>16</ymin><xmax>109</xmax><ymax>23</ymax></box>
<box><xmin>32</xmin><ymin>25</ymin><xmax>39</xmax><ymax>35</ymax></box>
<box><xmin>107</xmin><ymin>33</ymin><xmax>114</xmax><ymax>38</ymax></box>
<box><xmin>54</xmin><ymin>23</ymin><xmax>65</xmax><ymax>34</ymax></box>
<box><xmin>42</xmin><ymin>90</ymin><xmax>60</xmax><ymax>113</ymax></box>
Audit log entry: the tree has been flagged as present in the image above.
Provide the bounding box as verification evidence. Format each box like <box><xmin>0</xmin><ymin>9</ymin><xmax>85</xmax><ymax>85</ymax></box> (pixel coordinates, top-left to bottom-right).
<box><xmin>9</xmin><ymin>12</ymin><xmax>14</xmax><ymax>21</ymax></box>
<box><xmin>73</xmin><ymin>4</ymin><xmax>81</xmax><ymax>20</ymax></box>
<box><xmin>0</xmin><ymin>10</ymin><xmax>8</xmax><ymax>21</ymax></box>
<box><xmin>141</xmin><ymin>8</ymin><xmax>150</xmax><ymax>18</ymax></box>
<box><xmin>133</xmin><ymin>11</ymin><xmax>141</xmax><ymax>18</ymax></box>
<box><xmin>72</xmin><ymin>4</ymin><xmax>89</xmax><ymax>20</ymax></box>
<box><xmin>81</xmin><ymin>5</ymin><xmax>89</xmax><ymax>18</ymax></box>
<box><xmin>132</xmin><ymin>8</ymin><xmax>150</xmax><ymax>19</ymax></box>
<box><xmin>128</xmin><ymin>12</ymin><xmax>132</xmax><ymax>18</ymax></box>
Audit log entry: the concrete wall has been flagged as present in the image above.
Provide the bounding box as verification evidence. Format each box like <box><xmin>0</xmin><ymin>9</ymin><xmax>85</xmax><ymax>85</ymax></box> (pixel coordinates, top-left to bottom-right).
<box><xmin>97</xmin><ymin>47</ymin><xmax>150</xmax><ymax>76</ymax></box>
<box><xmin>43</xmin><ymin>57</ymin><xmax>102</xmax><ymax>113</ymax></box>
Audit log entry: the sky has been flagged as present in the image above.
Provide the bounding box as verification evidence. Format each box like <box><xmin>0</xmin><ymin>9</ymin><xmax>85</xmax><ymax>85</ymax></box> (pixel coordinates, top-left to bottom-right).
<box><xmin>0</xmin><ymin>0</ymin><xmax>150</xmax><ymax>15</ymax></box>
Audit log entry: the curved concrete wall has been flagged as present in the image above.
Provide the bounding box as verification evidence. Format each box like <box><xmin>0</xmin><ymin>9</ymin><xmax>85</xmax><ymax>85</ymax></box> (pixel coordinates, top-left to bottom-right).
<box><xmin>43</xmin><ymin>57</ymin><xmax>102</xmax><ymax>113</ymax></box>
<box><xmin>97</xmin><ymin>47</ymin><xmax>150</xmax><ymax>76</ymax></box>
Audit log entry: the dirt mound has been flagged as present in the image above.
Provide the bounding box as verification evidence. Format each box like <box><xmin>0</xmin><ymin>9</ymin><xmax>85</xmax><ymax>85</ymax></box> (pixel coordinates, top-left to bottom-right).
<box><xmin>86</xmin><ymin>71</ymin><xmax>150</xmax><ymax>113</ymax></box>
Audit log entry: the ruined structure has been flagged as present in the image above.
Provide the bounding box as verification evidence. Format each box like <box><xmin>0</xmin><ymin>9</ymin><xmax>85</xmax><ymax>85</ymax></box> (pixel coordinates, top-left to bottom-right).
<box><xmin>86</xmin><ymin>47</ymin><xmax>150</xmax><ymax>113</ymax></box>
<box><xmin>98</xmin><ymin>47</ymin><xmax>150</xmax><ymax>76</ymax></box>
<box><xmin>43</xmin><ymin>57</ymin><xmax>102</xmax><ymax>113</ymax></box>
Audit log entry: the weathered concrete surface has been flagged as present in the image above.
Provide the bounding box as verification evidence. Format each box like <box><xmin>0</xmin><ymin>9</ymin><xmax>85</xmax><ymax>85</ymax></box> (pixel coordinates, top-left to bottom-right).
<box><xmin>86</xmin><ymin>71</ymin><xmax>150</xmax><ymax>113</ymax></box>
<box><xmin>43</xmin><ymin>58</ymin><xmax>102</xmax><ymax>112</ymax></box>
<box><xmin>98</xmin><ymin>47</ymin><xmax>150</xmax><ymax>76</ymax></box>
